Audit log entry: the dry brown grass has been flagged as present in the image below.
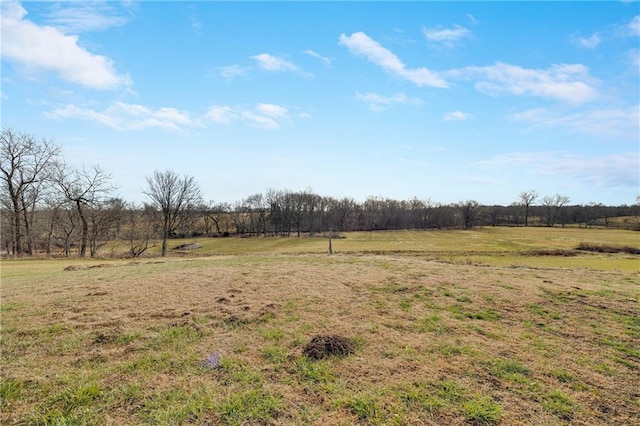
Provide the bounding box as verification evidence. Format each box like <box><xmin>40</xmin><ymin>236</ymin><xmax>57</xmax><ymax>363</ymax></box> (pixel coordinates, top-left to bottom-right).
<box><xmin>1</xmin><ymin>253</ymin><xmax>639</xmax><ymax>425</ymax></box>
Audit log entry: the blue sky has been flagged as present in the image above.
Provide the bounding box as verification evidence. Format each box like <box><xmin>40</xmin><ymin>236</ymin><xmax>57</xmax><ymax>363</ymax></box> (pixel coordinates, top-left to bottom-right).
<box><xmin>2</xmin><ymin>1</ymin><xmax>639</xmax><ymax>206</ymax></box>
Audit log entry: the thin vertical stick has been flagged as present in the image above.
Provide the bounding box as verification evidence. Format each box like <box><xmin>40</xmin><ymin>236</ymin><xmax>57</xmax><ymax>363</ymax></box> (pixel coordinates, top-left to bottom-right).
<box><xmin>328</xmin><ymin>227</ymin><xmax>334</xmax><ymax>255</ymax></box>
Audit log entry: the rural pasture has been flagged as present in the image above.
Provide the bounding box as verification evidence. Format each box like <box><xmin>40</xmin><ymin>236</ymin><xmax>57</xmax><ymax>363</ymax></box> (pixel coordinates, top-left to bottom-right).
<box><xmin>1</xmin><ymin>227</ymin><xmax>639</xmax><ymax>425</ymax></box>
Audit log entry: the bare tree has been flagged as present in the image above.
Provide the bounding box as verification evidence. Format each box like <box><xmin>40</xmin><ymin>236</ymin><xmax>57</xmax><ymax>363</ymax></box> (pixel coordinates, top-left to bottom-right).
<box><xmin>123</xmin><ymin>202</ymin><xmax>156</xmax><ymax>257</ymax></box>
<box><xmin>88</xmin><ymin>198</ymin><xmax>124</xmax><ymax>257</ymax></box>
<box><xmin>0</xmin><ymin>128</ymin><xmax>60</xmax><ymax>255</ymax></box>
<box><xmin>519</xmin><ymin>190</ymin><xmax>538</xmax><ymax>227</ymax></box>
<box><xmin>457</xmin><ymin>200</ymin><xmax>481</xmax><ymax>229</ymax></box>
<box><xmin>144</xmin><ymin>170</ymin><xmax>202</xmax><ymax>257</ymax></box>
<box><xmin>542</xmin><ymin>194</ymin><xmax>570</xmax><ymax>227</ymax></box>
<box><xmin>205</xmin><ymin>201</ymin><xmax>231</xmax><ymax>235</ymax></box>
<box><xmin>55</xmin><ymin>164</ymin><xmax>115</xmax><ymax>257</ymax></box>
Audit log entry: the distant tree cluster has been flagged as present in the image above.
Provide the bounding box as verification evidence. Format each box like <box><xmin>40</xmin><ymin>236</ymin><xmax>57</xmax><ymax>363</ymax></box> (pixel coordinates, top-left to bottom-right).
<box><xmin>2</xmin><ymin>128</ymin><xmax>639</xmax><ymax>258</ymax></box>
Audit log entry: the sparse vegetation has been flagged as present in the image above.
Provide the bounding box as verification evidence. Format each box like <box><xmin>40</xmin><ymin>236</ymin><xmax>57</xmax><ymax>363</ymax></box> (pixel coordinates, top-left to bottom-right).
<box><xmin>1</xmin><ymin>228</ymin><xmax>638</xmax><ymax>424</ymax></box>
<box><xmin>576</xmin><ymin>242</ymin><xmax>640</xmax><ymax>254</ymax></box>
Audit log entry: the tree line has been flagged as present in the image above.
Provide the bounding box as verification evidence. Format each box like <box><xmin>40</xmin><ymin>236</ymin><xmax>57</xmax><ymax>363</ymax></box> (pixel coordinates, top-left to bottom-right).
<box><xmin>2</xmin><ymin>128</ymin><xmax>639</xmax><ymax>258</ymax></box>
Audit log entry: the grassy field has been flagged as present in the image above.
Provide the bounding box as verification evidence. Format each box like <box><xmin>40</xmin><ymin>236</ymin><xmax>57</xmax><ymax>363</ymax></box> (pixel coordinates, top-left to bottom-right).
<box><xmin>1</xmin><ymin>228</ymin><xmax>639</xmax><ymax>425</ymax></box>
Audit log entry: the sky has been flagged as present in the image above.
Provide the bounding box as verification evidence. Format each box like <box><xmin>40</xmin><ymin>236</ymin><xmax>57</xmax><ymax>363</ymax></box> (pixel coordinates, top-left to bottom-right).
<box><xmin>1</xmin><ymin>1</ymin><xmax>639</xmax><ymax>206</ymax></box>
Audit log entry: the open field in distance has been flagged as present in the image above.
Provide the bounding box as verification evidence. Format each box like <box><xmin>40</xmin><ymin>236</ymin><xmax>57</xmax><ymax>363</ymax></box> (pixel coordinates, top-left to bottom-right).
<box><xmin>1</xmin><ymin>228</ymin><xmax>639</xmax><ymax>424</ymax></box>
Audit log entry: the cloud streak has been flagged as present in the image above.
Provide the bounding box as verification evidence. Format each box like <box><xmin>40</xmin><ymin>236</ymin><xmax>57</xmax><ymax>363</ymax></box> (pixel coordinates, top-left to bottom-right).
<box><xmin>455</xmin><ymin>62</ymin><xmax>599</xmax><ymax>104</ymax></box>
<box><xmin>570</xmin><ymin>32</ymin><xmax>601</xmax><ymax>49</ymax></box>
<box><xmin>423</xmin><ymin>25</ymin><xmax>471</xmax><ymax>47</ymax></box>
<box><xmin>442</xmin><ymin>111</ymin><xmax>472</xmax><ymax>121</ymax></box>
<box><xmin>474</xmin><ymin>151</ymin><xmax>639</xmax><ymax>188</ymax></box>
<box><xmin>355</xmin><ymin>92</ymin><xmax>423</xmax><ymax>111</ymax></box>
<box><xmin>47</xmin><ymin>102</ymin><xmax>305</xmax><ymax>131</ymax></box>
<box><xmin>303</xmin><ymin>49</ymin><xmax>332</xmax><ymax>65</ymax></box>
<box><xmin>252</xmin><ymin>53</ymin><xmax>299</xmax><ymax>72</ymax></box>
<box><xmin>339</xmin><ymin>32</ymin><xmax>448</xmax><ymax>88</ymax></box>
<box><xmin>43</xmin><ymin>1</ymin><xmax>130</xmax><ymax>33</ymax></box>
<box><xmin>508</xmin><ymin>105</ymin><xmax>639</xmax><ymax>140</ymax></box>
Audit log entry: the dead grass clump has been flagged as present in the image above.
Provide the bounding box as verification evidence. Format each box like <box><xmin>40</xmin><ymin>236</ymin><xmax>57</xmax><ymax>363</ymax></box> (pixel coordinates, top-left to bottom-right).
<box><xmin>575</xmin><ymin>242</ymin><xmax>640</xmax><ymax>254</ymax></box>
<box><xmin>528</xmin><ymin>249</ymin><xmax>577</xmax><ymax>257</ymax></box>
<box><xmin>64</xmin><ymin>265</ymin><xmax>87</xmax><ymax>271</ymax></box>
<box><xmin>303</xmin><ymin>335</ymin><xmax>356</xmax><ymax>359</ymax></box>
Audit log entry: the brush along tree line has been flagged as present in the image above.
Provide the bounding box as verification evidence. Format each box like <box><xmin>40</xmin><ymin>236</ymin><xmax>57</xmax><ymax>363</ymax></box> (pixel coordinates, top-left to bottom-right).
<box><xmin>2</xmin><ymin>128</ymin><xmax>639</xmax><ymax>257</ymax></box>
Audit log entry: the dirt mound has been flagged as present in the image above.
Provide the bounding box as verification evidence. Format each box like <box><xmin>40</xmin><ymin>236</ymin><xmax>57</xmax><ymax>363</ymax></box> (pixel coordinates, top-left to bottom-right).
<box><xmin>302</xmin><ymin>335</ymin><xmax>356</xmax><ymax>359</ymax></box>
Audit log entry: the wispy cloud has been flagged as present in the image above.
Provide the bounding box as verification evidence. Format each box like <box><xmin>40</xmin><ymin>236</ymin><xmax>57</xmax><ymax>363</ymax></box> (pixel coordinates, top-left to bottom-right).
<box><xmin>628</xmin><ymin>15</ymin><xmax>640</xmax><ymax>36</ymax></box>
<box><xmin>423</xmin><ymin>25</ymin><xmax>471</xmax><ymax>47</ymax></box>
<box><xmin>454</xmin><ymin>62</ymin><xmax>599</xmax><ymax>104</ymax></box>
<box><xmin>252</xmin><ymin>53</ymin><xmax>299</xmax><ymax>72</ymax></box>
<box><xmin>47</xmin><ymin>101</ymin><xmax>304</xmax><ymax>131</ymax></box>
<box><xmin>303</xmin><ymin>49</ymin><xmax>332</xmax><ymax>65</ymax></box>
<box><xmin>204</xmin><ymin>106</ymin><xmax>236</xmax><ymax>125</ymax></box>
<box><xmin>1</xmin><ymin>1</ymin><xmax>130</xmax><ymax>90</ymax></box>
<box><xmin>339</xmin><ymin>32</ymin><xmax>448</xmax><ymax>88</ymax></box>
<box><xmin>473</xmin><ymin>152</ymin><xmax>556</xmax><ymax>169</ymax></box>
<box><xmin>442</xmin><ymin>111</ymin><xmax>472</xmax><ymax>121</ymax></box>
<box><xmin>46</xmin><ymin>103</ymin><xmax>197</xmax><ymax>131</ymax></box>
<box><xmin>570</xmin><ymin>32</ymin><xmax>601</xmax><ymax>49</ymax></box>
<box><xmin>474</xmin><ymin>151</ymin><xmax>639</xmax><ymax>188</ymax></box>
<box><xmin>187</xmin><ymin>6</ymin><xmax>203</xmax><ymax>33</ymax></box>
<box><xmin>42</xmin><ymin>1</ymin><xmax>130</xmax><ymax>33</ymax></box>
<box><xmin>213</xmin><ymin>65</ymin><xmax>251</xmax><ymax>79</ymax></box>
<box><xmin>355</xmin><ymin>92</ymin><xmax>423</xmax><ymax>111</ymax></box>
<box><xmin>508</xmin><ymin>105</ymin><xmax>639</xmax><ymax>140</ymax></box>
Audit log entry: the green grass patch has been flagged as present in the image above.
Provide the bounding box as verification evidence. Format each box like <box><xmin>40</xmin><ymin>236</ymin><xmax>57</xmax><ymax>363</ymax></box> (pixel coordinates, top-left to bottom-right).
<box><xmin>217</xmin><ymin>388</ymin><xmax>282</xmax><ymax>425</ymax></box>
<box><xmin>543</xmin><ymin>389</ymin><xmax>575</xmax><ymax>419</ymax></box>
<box><xmin>463</xmin><ymin>395</ymin><xmax>503</xmax><ymax>424</ymax></box>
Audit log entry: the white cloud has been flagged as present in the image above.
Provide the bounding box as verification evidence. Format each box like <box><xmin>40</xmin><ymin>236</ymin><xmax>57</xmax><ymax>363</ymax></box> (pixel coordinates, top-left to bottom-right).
<box><xmin>442</xmin><ymin>111</ymin><xmax>472</xmax><ymax>121</ymax></box>
<box><xmin>457</xmin><ymin>62</ymin><xmax>599</xmax><ymax>104</ymax></box>
<box><xmin>355</xmin><ymin>92</ymin><xmax>423</xmax><ymax>111</ymax></box>
<box><xmin>204</xmin><ymin>106</ymin><xmax>236</xmax><ymax>124</ymax></box>
<box><xmin>571</xmin><ymin>32</ymin><xmax>601</xmax><ymax>49</ymax></box>
<box><xmin>1</xmin><ymin>1</ymin><xmax>130</xmax><ymax>90</ymax></box>
<box><xmin>47</xmin><ymin>101</ymin><xmax>301</xmax><ymax>131</ymax></box>
<box><xmin>213</xmin><ymin>65</ymin><xmax>250</xmax><ymax>79</ymax></box>
<box><xmin>251</xmin><ymin>53</ymin><xmax>299</xmax><ymax>72</ymax></box>
<box><xmin>303</xmin><ymin>49</ymin><xmax>332</xmax><ymax>65</ymax></box>
<box><xmin>241</xmin><ymin>111</ymin><xmax>280</xmax><ymax>130</ymax></box>
<box><xmin>43</xmin><ymin>1</ymin><xmax>129</xmax><ymax>33</ymax></box>
<box><xmin>467</xmin><ymin>14</ymin><xmax>478</xmax><ymax>25</ymax></box>
<box><xmin>47</xmin><ymin>103</ymin><xmax>198</xmax><ymax>131</ymax></box>
<box><xmin>256</xmin><ymin>103</ymin><xmax>289</xmax><ymax>119</ymax></box>
<box><xmin>423</xmin><ymin>25</ymin><xmax>471</xmax><ymax>47</ymax></box>
<box><xmin>339</xmin><ymin>32</ymin><xmax>448</xmax><ymax>88</ymax></box>
<box><xmin>508</xmin><ymin>105</ymin><xmax>639</xmax><ymax>139</ymax></box>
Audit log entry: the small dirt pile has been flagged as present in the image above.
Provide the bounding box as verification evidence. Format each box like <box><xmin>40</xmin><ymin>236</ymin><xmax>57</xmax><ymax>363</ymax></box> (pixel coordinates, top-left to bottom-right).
<box><xmin>303</xmin><ymin>335</ymin><xmax>356</xmax><ymax>360</ymax></box>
